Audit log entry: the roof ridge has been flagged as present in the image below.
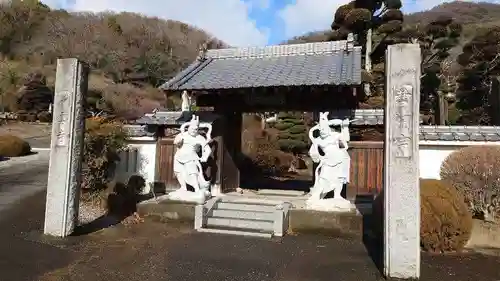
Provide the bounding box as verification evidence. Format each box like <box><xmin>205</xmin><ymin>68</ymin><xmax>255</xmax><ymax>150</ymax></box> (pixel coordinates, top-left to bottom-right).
<box><xmin>205</xmin><ymin>39</ymin><xmax>357</xmax><ymax>59</ymax></box>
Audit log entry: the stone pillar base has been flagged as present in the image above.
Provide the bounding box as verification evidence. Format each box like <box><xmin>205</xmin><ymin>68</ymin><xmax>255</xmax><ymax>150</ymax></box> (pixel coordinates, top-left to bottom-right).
<box><xmin>210</xmin><ymin>184</ymin><xmax>222</xmax><ymax>196</ymax></box>
<box><xmin>305</xmin><ymin>197</ymin><xmax>355</xmax><ymax>212</ymax></box>
<box><xmin>167</xmin><ymin>189</ymin><xmax>210</xmax><ymax>204</ymax></box>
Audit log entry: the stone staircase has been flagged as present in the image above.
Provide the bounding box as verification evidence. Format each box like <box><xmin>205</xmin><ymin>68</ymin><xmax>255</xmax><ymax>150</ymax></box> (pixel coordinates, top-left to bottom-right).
<box><xmin>194</xmin><ymin>197</ymin><xmax>291</xmax><ymax>238</ymax></box>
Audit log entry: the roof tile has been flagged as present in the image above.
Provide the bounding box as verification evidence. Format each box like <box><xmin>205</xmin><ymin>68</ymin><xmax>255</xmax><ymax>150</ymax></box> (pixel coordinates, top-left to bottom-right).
<box><xmin>160</xmin><ymin>40</ymin><xmax>362</xmax><ymax>91</ymax></box>
<box><xmin>131</xmin><ymin>109</ymin><xmax>500</xmax><ymax>142</ymax></box>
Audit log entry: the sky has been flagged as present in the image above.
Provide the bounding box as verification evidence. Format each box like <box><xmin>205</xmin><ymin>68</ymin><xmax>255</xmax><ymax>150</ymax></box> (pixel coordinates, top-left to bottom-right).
<box><xmin>41</xmin><ymin>0</ymin><xmax>500</xmax><ymax>47</ymax></box>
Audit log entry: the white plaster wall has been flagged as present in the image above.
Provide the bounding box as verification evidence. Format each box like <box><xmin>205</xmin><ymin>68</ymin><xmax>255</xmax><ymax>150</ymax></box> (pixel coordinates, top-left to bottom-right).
<box><xmin>118</xmin><ymin>138</ymin><xmax>500</xmax><ymax>191</ymax></box>
<box><xmin>115</xmin><ymin>137</ymin><xmax>157</xmax><ymax>193</ymax></box>
<box><xmin>418</xmin><ymin>141</ymin><xmax>500</xmax><ymax>180</ymax></box>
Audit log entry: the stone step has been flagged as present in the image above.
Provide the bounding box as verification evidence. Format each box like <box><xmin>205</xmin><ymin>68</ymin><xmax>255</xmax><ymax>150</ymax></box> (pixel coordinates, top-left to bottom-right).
<box><xmin>211</xmin><ymin>209</ymin><xmax>276</xmax><ymax>221</ymax></box>
<box><xmin>206</xmin><ymin>217</ymin><xmax>274</xmax><ymax>232</ymax></box>
<box><xmin>216</xmin><ymin>202</ymin><xmax>276</xmax><ymax>213</ymax></box>
<box><xmin>255</xmin><ymin>189</ymin><xmax>306</xmax><ymax>197</ymax></box>
<box><xmin>219</xmin><ymin>197</ymin><xmax>285</xmax><ymax>206</ymax></box>
<box><xmin>197</xmin><ymin>228</ymin><xmax>272</xmax><ymax>238</ymax></box>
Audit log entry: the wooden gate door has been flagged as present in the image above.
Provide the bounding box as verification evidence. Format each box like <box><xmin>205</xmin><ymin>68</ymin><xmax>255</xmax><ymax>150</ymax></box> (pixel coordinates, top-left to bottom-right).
<box><xmin>155</xmin><ymin>137</ymin><xmax>180</xmax><ymax>191</ymax></box>
<box><xmin>348</xmin><ymin>141</ymin><xmax>384</xmax><ymax>197</ymax></box>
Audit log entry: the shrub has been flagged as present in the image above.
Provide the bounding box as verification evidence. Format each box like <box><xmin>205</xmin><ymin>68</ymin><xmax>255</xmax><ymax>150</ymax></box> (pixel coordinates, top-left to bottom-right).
<box><xmin>241</xmin><ymin>128</ymin><xmax>291</xmax><ymax>175</ymax></box>
<box><xmin>372</xmin><ymin>179</ymin><xmax>473</xmax><ymax>253</ymax></box>
<box><xmin>101</xmin><ymin>83</ymin><xmax>162</xmax><ymax>120</ymax></box>
<box><xmin>441</xmin><ymin>146</ymin><xmax>500</xmax><ymax>221</ymax></box>
<box><xmin>242</xmin><ymin>114</ymin><xmax>262</xmax><ymax>130</ymax></box>
<box><xmin>16</xmin><ymin>72</ymin><xmax>54</xmax><ymax>112</ymax></box>
<box><xmin>0</xmin><ymin>135</ymin><xmax>31</xmax><ymax>157</ymax></box>
<box><xmin>274</xmin><ymin>112</ymin><xmax>308</xmax><ymax>154</ymax></box>
<box><xmin>106</xmin><ymin>175</ymin><xmax>145</xmax><ymax>218</ymax></box>
<box><xmin>83</xmin><ymin>117</ymin><xmax>128</xmax><ymax>193</ymax></box>
<box><xmin>37</xmin><ymin>111</ymin><xmax>52</xmax><ymax>122</ymax></box>
<box><xmin>420</xmin><ymin>179</ymin><xmax>472</xmax><ymax>253</ymax></box>
<box><xmin>16</xmin><ymin>110</ymin><xmax>28</xmax><ymax>121</ymax></box>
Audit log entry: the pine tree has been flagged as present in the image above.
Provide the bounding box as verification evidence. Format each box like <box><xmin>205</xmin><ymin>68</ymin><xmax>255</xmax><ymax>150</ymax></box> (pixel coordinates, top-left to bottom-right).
<box><xmin>409</xmin><ymin>16</ymin><xmax>463</xmax><ymax>123</ymax></box>
<box><xmin>274</xmin><ymin>112</ymin><xmax>308</xmax><ymax>154</ymax></box>
<box><xmin>455</xmin><ymin>27</ymin><xmax>500</xmax><ymax>125</ymax></box>
<box><xmin>329</xmin><ymin>0</ymin><xmax>404</xmax><ymax>97</ymax></box>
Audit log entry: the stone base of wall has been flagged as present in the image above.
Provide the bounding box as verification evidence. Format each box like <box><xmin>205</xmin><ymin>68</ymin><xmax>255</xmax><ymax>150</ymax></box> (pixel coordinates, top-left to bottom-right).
<box><xmin>137</xmin><ymin>200</ymin><xmax>197</xmax><ymax>224</ymax></box>
<box><xmin>137</xmin><ymin>199</ymin><xmax>373</xmax><ymax>239</ymax></box>
<box><xmin>288</xmin><ymin>209</ymin><xmax>371</xmax><ymax>239</ymax></box>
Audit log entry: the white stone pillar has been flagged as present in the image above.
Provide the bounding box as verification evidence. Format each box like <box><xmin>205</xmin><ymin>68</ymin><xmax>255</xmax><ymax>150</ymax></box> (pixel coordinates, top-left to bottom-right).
<box><xmin>44</xmin><ymin>59</ymin><xmax>88</xmax><ymax>237</ymax></box>
<box><xmin>384</xmin><ymin>44</ymin><xmax>421</xmax><ymax>279</ymax></box>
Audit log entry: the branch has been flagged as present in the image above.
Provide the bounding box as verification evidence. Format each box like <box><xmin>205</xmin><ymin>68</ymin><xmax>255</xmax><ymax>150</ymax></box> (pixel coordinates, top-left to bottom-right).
<box><xmin>487</xmin><ymin>53</ymin><xmax>500</xmax><ymax>73</ymax></box>
<box><xmin>423</xmin><ymin>50</ymin><xmax>441</xmax><ymax>67</ymax></box>
<box><xmin>370</xmin><ymin>34</ymin><xmax>390</xmax><ymax>58</ymax></box>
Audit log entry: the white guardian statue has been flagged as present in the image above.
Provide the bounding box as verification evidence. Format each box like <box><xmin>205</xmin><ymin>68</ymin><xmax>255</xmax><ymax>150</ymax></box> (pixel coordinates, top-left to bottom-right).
<box><xmin>168</xmin><ymin>114</ymin><xmax>212</xmax><ymax>203</ymax></box>
<box><xmin>307</xmin><ymin>112</ymin><xmax>354</xmax><ymax>211</ymax></box>
<box><xmin>181</xmin><ymin>90</ymin><xmax>192</xmax><ymax>112</ymax></box>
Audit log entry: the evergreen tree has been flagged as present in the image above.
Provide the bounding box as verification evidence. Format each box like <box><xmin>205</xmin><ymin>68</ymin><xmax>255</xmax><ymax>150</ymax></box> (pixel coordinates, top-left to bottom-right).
<box><xmin>455</xmin><ymin>27</ymin><xmax>500</xmax><ymax>125</ymax></box>
<box><xmin>406</xmin><ymin>16</ymin><xmax>463</xmax><ymax>122</ymax></box>
<box><xmin>329</xmin><ymin>0</ymin><xmax>404</xmax><ymax>97</ymax></box>
<box><xmin>274</xmin><ymin>112</ymin><xmax>308</xmax><ymax>154</ymax></box>
<box><xmin>330</xmin><ymin>2</ymin><xmax>463</xmax><ymax>124</ymax></box>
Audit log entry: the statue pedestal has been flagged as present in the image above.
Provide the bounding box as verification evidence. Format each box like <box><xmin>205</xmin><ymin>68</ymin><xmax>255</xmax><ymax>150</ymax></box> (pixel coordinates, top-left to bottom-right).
<box><xmin>306</xmin><ymin>197</ymin><xmax>355</xmax><ymax>212</ymax></box>
<box><xmin>167</xmin><ymin>189</ymin><xmax>210</xmax><ymax>204</ymax></box>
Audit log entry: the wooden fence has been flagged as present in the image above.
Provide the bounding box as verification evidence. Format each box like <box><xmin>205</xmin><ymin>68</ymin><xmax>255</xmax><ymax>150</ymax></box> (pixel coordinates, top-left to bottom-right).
<box><xmin>348</xmin><ymin>141</ymin><xmax>384</xmax><ymax>197</ymax></box>
<box><xmin>156</xmin><ymin>137</ymin><xmax>179</xmax><ymax>191</ymax></box>
<box><xmin>152</xmin><ymin>137</ymin><xmax>385</xmax><ymax>197</ymax></box>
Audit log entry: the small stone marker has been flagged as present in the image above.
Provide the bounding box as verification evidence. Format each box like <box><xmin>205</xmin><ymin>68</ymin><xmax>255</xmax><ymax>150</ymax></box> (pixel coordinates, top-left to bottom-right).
<box><xmin>44</xmin><ymin>59</ymin><xmax>88</xmax><ymax>237</ymax></box>
<box><xmin>384</xmin><ymin>44</ymin><xmax>421</xmax><ymax>279</ymax></box>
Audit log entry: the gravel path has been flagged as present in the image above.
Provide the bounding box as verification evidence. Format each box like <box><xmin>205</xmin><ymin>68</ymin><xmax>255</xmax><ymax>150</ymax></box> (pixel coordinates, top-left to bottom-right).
<box><xmin>78</xmin><ymin>202</ymin><xmax>106</xmax><ymax>225</ymax></box>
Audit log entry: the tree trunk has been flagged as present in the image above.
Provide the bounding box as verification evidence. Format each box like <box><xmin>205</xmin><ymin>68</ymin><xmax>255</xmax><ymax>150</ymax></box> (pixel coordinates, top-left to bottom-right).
<box><xmin>435</xmin><ymin>93</ymin><xmax>447</xmax><ymax>125</ymax></box>
<box><xmin>364</xmin><ymin>28</ymin><xmax>372</xmax><ymax>96</ymax></box>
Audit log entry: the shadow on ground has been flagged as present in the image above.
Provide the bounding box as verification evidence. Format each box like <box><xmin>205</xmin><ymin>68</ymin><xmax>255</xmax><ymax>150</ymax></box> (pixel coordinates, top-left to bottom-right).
<box><xmin>0</xmin><ymin>191</ymin><xmax>78</xmax><ymax>281</ymax></box>
<box><xmin>73</xmin><ymin>215</ymin><xmax>121</xmax><ymax>236</ymax></box>
<box><xmin>241</xmin><ymin>175</ymin><xmax>312</xmax><ymax>192</ymax></box>
<box><xmin>0</xmin><ymin>151</ymin><xmax>37</xmax><ymax>162</ymax></box>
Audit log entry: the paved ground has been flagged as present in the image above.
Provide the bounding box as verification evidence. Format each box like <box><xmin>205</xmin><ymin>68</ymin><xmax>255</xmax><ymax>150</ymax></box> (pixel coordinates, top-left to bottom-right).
<box><xmin>0</xmin><ymin>151</ymin><xmax>50</xmax><ymax>212</ymax></box>
<box><xmin>25</xmin><ymin>135</ymin><xmax>51</xmax><ymax>149</ymax></box>
<box><xmin>0</xmin><ymin>154</ymin><xmax>500</xmax><ymax>281</ymax></box>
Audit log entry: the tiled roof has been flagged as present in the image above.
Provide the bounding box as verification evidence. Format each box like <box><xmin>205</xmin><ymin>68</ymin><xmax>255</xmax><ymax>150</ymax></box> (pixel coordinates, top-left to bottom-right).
<box><xmin>130</xmin><ymin>109</ymin><xmax>500</xmax><ymax>142</ymax></box>
<box><xmin>134</xmin><ymin>110</ymin><xmax>221</xmax><ymax>125</ymax></box>
<box><xmin>160</xmin><ymin>39</ymin><xmax>362</xmax><ymax>91</ymax></box>
<box><xmin>328</xmin><ymin>109</ymin><xmax>424</xmax><ymax>125</ymax></box>
<box><xmin>122</xmin><ymin>125</ymin><xmax>154</xmax><ymax>137</ymax></box>
<box><xmin>420</xmin><ymin>126</ymin><xmax>500</xmax><ymax>142</ymax></box>
<box><xmin>328</xmin><ymin>109</ymin><xmax>384</xmax><ymax>126</ymax></box>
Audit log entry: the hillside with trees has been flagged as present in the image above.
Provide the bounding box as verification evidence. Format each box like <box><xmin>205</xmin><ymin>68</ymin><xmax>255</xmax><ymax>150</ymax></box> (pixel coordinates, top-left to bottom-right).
<box><xmin>0</xmin><ymin>0</ymin><xmax>226</xmax><ymax>120</ymax></box>
<box><xmin>287</xmin><ymin>1</ymin><xmax>500</xmax><ymax>127</ymax></box>
<box><xmin>288</xmin><ymin>1</ymin><xmax>500</xmax><ymax>44</ymax></box>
